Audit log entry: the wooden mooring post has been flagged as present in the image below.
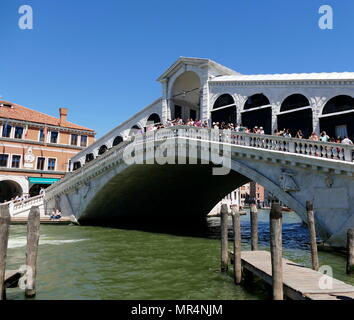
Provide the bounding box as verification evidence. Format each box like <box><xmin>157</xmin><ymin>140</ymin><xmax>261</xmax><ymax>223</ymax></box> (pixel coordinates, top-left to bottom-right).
<box><xmin>250</xmin><ymin>204</ymin><xmax>258</xmax><ymax>251</ymax></box>
<box><xmin>25</xmin><ymin>206</ymin><xmax>41</xmax><ymax>298</ymax></box>
<box><xmin>220</xmin><ymin>204</ymin><xmax>229</xmax><ymax>272</ymax></box>
<box><xmin>347</xmin><ymin>228</ymin><xmax>354</xmax><ymax>275</ymax></box>
<box><xmin>270</xmin><ymin>202</ymin><xmax>283</xmax><ymax>300</ymax></box>
<box><xmin>0</xmin><ymin>205</ymin><xmax>10</xmax><ymax>300</ymax></box>
<box><xmin>231</xmin><ymin>205</ymin><xmax>242</xmax><ymax>284</ymax></box>
<box><xmin>306</xmin><ymin>201</ymin><xmax>319</xmax><ymax>271</ymax></box>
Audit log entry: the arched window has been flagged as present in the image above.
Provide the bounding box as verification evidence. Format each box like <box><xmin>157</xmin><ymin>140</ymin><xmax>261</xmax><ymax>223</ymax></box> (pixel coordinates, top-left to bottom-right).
<box><xmin>112</xmin><ymin>136</ymin><xmax>123</xmax><ymax>147</ymax></box>
<box><xmin>98</xmin><ymin>145</ymin><xmax>108</xmax><ymax>155</ymax></box>
<box><xmin>147</xmin><ymin>113</ymin><xmax>161</xmax><ymax>125</ymax></box>
<box><xmin>85</xmin><ymin>153</ymin><xmax>95</xmax><ymax>163</ymax></box>
<box><xmin>281</xmin><ymin>94</ymin><xmax>310</xmax><ymax>112</ymax></box>
<box><xmin>211</xmin><ymin>94</ymin><xmax>236</xmax><ymax>125</ymax></box>
<box><xmin>244</xmin><ymin>94</ymin><xmax>270</xmax><ymax>110</ymax></box>
<box><xmin>322</xmin><ymin>95</ymin><xmax>354</xmax><ymax>114</ymax></box>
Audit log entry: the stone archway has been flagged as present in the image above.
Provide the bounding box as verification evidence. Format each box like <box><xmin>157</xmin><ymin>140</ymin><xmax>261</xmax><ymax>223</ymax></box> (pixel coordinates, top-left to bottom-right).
<box><xmin>171</xmin><ymin>71</ymin><xmax>201</xmax><ymax>121</ymax></box>
<box><xmin>211</xmin><ymin>94</ymin><xmax>237</xmax><ymax>125</ymax></box>
<box><xmin>0</xmin><ymin>180</ymin><xmax>23</xmax><ymax>202</ymax></box>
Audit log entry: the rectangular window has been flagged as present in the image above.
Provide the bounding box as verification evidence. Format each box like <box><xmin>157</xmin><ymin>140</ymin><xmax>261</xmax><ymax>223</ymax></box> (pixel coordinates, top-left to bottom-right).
<box><xmin>37</xmin><ymin>157</ymin><xmax>45</xmax><ymax>170</ymax></box>
<box><xmin>0</xmin><ymin>154</ymin><xmax>9</xmax><ymax>167</ymax></box>
<box><xmin>14</xmin><ymin>126</ymin><xmax>24</xmax><ymax>139</ymax></box>
<box><xmin>2</xmin><ymin>124</ymin><xmax>12</xmax><ymax>138</ymax></box>
<box><xmin>11</xmin><ymin>155</ymin><xmax>21</xmax><ymax>168</ymax></box>
<box><xmin>47</xmin><ymin>158</ymin><xmax>56</xmax><ymax>171</ymax></box>
<box><xmin>71</xmin><ymin>134</ymin><xmax>78</xmax><ymax>146</ymax></box>
<box><xmin>80</xmin><ymin>135</ymin><xmax>88</xmax><ymax>147</ymax></box>
<box><xmin>39</xmin><ymin>128</ymin><xmax>45</xmax><ymax>142</ymax></box>
<box><xmin>50</xmin><ymin>131</ymin><xmax>59</xmax><ymax>144</ymax></box>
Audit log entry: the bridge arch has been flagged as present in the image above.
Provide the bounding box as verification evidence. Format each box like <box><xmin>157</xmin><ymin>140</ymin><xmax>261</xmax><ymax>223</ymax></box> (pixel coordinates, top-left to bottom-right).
<box><xmin>278</xmin><ymin>94</ymin><xmax>312</xmax><ymax>138</ymax></box>
<box><xmin>320</xmin><ymin>95</ymin><xmax>354</xmax><ymax>140</ymax></box>
<box><xmin>211</xmin><ymin>94</ymin><xmax>236</xmax><ymax>125</ymax></box>
<box><xmin>171</xmin><ymin>71</ymin><xmax>201</xmax><ymax>121</ymax></box>
<box><xmin>242</xmin><ymin>93</ymin><xmax>272</xmax><ymax>134</ymax></box>
<box><xmin>74</xmin><ymin>144</ymin><xmax>306</xmax><ymax>227</ymax></box>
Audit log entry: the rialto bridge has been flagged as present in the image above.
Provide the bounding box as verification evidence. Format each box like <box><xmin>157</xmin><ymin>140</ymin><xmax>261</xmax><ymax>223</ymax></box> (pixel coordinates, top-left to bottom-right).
<box><xmin>69</xmin><ymin>57</ymin><xmax>354</xmax><ymax>170</ymax></box>
<box><xmin>42</xmin><ymin>57</ymin><xmax>354</xmax><ymax>248</ymax></box>
<box><xmin>45</xmin><ymin>125</ymin><xmax>354</xmax><ymax>248</ymax></box>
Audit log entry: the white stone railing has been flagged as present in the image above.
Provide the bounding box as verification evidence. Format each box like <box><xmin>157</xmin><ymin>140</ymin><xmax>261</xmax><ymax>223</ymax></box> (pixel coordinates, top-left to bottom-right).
<box><xmin>11</xmin><ymin>194</ymin><xmax>44</xmax><ymax>216</ymax></box>
<box><xmin>45</xmin><ymin>125</ymin><xmax>354</xmax><ymax>198</ymax></box>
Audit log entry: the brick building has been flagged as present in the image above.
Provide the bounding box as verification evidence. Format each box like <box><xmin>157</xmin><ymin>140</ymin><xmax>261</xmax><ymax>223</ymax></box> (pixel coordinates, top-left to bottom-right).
<box><xmin>0</xmin><ymin>100</ymin><xmax>95</xmax><ymax>202</ymax></box>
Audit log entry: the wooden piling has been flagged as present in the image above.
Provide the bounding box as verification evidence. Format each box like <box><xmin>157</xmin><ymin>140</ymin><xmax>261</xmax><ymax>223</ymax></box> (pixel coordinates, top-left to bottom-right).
<box><xmin>270</xmin><ymin>202</ymin><xmax>283</xmax><ymax>300</ymax></box>
<box><xmin>0</xmin><ymin>205</ymin><xmax>10</xmax><ymax>300</ymax></box>
<box><xmin>220</xmin><ymin>204</ymin><xmax>229</xmax><ymax>272</ymax></box>
<box><xmin>306</xmin><ymin>201</ymin><xmax>319</xmax><ymax>271</ymax></box>
<box><xmin>231</xmin><ymin>205</ymin><xmax>242</xmax><ymax>284</ymax></box>
<box><xmin>347</xmin><ymin>228</ymin><xmax>354</xmax><ymax>275</ymax></box>
<box><xmin>25</xmin><ymin>206</ymin><xmax>41</xmax><ymax>298</ymax></box>
<box><xmin>250</xmin><ymin>204</ymin><xmax>258</xmax><ymax>251</ymax></box>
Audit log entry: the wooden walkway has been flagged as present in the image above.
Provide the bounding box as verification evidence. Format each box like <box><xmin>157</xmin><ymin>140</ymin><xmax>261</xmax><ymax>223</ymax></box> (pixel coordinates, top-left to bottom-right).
<box><xmin>11</xmin><ymin>217</ymin><xmax>73</xmax><ymax>225</ymax></box>
<box><xmin>233</xmin><ymin>250</ymin><xmax>354</xmax><ymax>300</ymax></box>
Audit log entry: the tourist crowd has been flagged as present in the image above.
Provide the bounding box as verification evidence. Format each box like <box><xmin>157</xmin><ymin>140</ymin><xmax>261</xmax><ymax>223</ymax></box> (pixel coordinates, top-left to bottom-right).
<box><xmin>145</xmin><ymin>118</ymin><xmax>353</xmax><ymax>145</ymax></box>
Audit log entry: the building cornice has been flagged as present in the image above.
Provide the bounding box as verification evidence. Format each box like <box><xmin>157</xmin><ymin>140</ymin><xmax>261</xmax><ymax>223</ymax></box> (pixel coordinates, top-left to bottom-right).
<box><xmin>0</xmin><ymin>118</ymin><xmax>95</xmax><ymax>136</ymax></box>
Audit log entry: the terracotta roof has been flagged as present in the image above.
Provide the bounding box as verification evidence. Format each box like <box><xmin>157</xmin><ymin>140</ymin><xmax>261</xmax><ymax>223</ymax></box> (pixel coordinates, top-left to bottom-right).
<box><xmin>0</xmin><ymin>100</ymin><xmax>95</xmax><ymax>133</ymax></box>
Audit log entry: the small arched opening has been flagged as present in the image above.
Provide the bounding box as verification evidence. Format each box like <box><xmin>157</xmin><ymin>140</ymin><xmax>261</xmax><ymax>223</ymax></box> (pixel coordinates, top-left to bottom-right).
<box><xmin>320</xmin><ymin>95</ymin><xmax>354</xmax><ymax>140</ymax></box>
<box><xmin>85</xmin><ymin>153</ymin><xmax>95</xmax><ymax>163</ymax></box>
<box><xmin>146</xmin><ymin>113</ymin><xmax>161</xmax><ymax>125</ymax></box>
<box><xmin>242</xmin><ymin>94</ymin><xmax>272</xmax><ymax>134</ymax></box>
<box><xmin>211</xmin><ymin>94</ymin><xmax>236</xmax><ymax>125</ymax></box>
<box><xmin>112</xmin><ymin>136</ymin><xmax>124</xmax><ymax>147</ymax></box>
<box><xmin>277</xmin><ymin>94</ymin><xmax>312</xmax><ymax>138</ymax></box>
<box><xmin>129</xmin><ymin>125</ymin><xmax>142</xmax><ymax>136</ymax></box>
<box><xmin>98</xmin><ymin>145</ymin><xmax>108</xmax><ymax>155</ymax></box>
<box><xmin>73</xmin><ymin>161</ymin><xmax>82</xmax><ymax>171</ymax></box>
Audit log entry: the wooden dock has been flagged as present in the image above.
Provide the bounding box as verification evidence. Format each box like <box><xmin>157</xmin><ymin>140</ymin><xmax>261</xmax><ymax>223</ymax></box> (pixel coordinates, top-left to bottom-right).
<box><xmin>231</xmin><ymin>250</ymin><xmax>354</xmax><ymax>300</ymax></box>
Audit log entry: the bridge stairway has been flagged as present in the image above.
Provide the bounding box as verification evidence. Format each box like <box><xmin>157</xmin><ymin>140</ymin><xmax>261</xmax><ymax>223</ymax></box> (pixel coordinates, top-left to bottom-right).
<box><xmin>230</xmin><ymin>250</ymin><xmax>354</xmax><ymax>300</ymax></box>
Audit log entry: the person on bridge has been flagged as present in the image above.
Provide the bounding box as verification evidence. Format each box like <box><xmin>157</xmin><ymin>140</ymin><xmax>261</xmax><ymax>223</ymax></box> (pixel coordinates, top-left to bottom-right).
<box><xmin>341</xmin><ymin>136</ymin><xmax>353</xmax><ymax>145</ymax></box>
<box><xmin>320</xmin><ymin>131</ymin><xmax>330</xmax><ymax>142</ymax></box>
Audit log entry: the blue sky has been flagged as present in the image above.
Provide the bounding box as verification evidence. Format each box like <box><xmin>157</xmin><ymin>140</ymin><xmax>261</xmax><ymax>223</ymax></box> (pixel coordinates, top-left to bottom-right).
<box><xmin>0</xmin><ymin>0</ymin><xmax>353</xmax><ymax>137</ymax></box>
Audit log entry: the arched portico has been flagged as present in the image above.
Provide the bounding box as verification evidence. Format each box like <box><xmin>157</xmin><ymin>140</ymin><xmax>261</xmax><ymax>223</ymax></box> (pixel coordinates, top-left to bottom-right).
<box><xmin>277</xmin><ymin>94</ymin><xmax>313</xmax><ymax>138</ymax></box>
<box><xmin>320</xmin><ymin>95</ymin><xmax>354</xmax><ymax>140</ymax></box>
<box><xmin>241</xmin><ymin>94</ymin><xmax>272</xmax><ymax>134</ymax></box>
<box><xmin>211</xmin><ymin>94</ymin><xmax>236</xmax><ymax>125</ymax></box>
<box><xmin>171</xmin><ymin>71</ymin><xmax>201</xmax><ymax>121</ymax></box>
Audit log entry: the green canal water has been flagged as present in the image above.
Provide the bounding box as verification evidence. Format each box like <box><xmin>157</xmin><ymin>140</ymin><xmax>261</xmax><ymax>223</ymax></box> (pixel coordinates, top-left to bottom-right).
<box><xmin>5</xmin><ymin>210</ymin><xmax>354</xmax><ymax>300</ymax></box>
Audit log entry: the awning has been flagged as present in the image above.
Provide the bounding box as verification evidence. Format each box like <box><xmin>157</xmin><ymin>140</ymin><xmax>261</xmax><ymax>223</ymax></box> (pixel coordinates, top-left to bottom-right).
<box><xmin>28</xmin><ymin>177</ymin><xmax>60</xmax><ymax>185</ymax></box>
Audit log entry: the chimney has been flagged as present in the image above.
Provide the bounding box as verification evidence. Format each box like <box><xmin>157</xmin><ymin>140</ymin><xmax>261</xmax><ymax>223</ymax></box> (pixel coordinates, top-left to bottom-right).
<box><xmin>59</xmin><ymin>108</ymin><xmax>68</xmax><ymax>125</ymax></box>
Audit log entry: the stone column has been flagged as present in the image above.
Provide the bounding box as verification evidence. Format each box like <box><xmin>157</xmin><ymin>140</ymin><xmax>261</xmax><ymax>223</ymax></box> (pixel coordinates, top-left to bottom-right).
<box><xmin>161</xmin><ymin>79</ymin><xmax>171</xmax><ymax>123</ymax></box>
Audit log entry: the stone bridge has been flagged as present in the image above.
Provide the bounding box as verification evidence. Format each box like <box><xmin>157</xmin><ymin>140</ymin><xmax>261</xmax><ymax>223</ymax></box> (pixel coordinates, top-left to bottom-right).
<box><xmin>45</xmin><ymin>126</ymin><xmax>354</xmax><ymax>247</ymax></box>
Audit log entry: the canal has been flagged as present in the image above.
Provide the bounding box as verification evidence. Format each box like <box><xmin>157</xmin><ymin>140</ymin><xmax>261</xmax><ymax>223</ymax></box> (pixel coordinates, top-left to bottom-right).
<box><xmin>5</xmin><ymin>210</ymin><xmax>354</xmax><ymax>300</ymax></box>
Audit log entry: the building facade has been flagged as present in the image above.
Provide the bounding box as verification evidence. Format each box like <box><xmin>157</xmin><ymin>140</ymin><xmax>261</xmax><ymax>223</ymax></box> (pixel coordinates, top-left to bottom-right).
<box><xmin>0</xmin><ymin>101</ymin><xmax>95</xmax><ymax>202</ymax></box>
